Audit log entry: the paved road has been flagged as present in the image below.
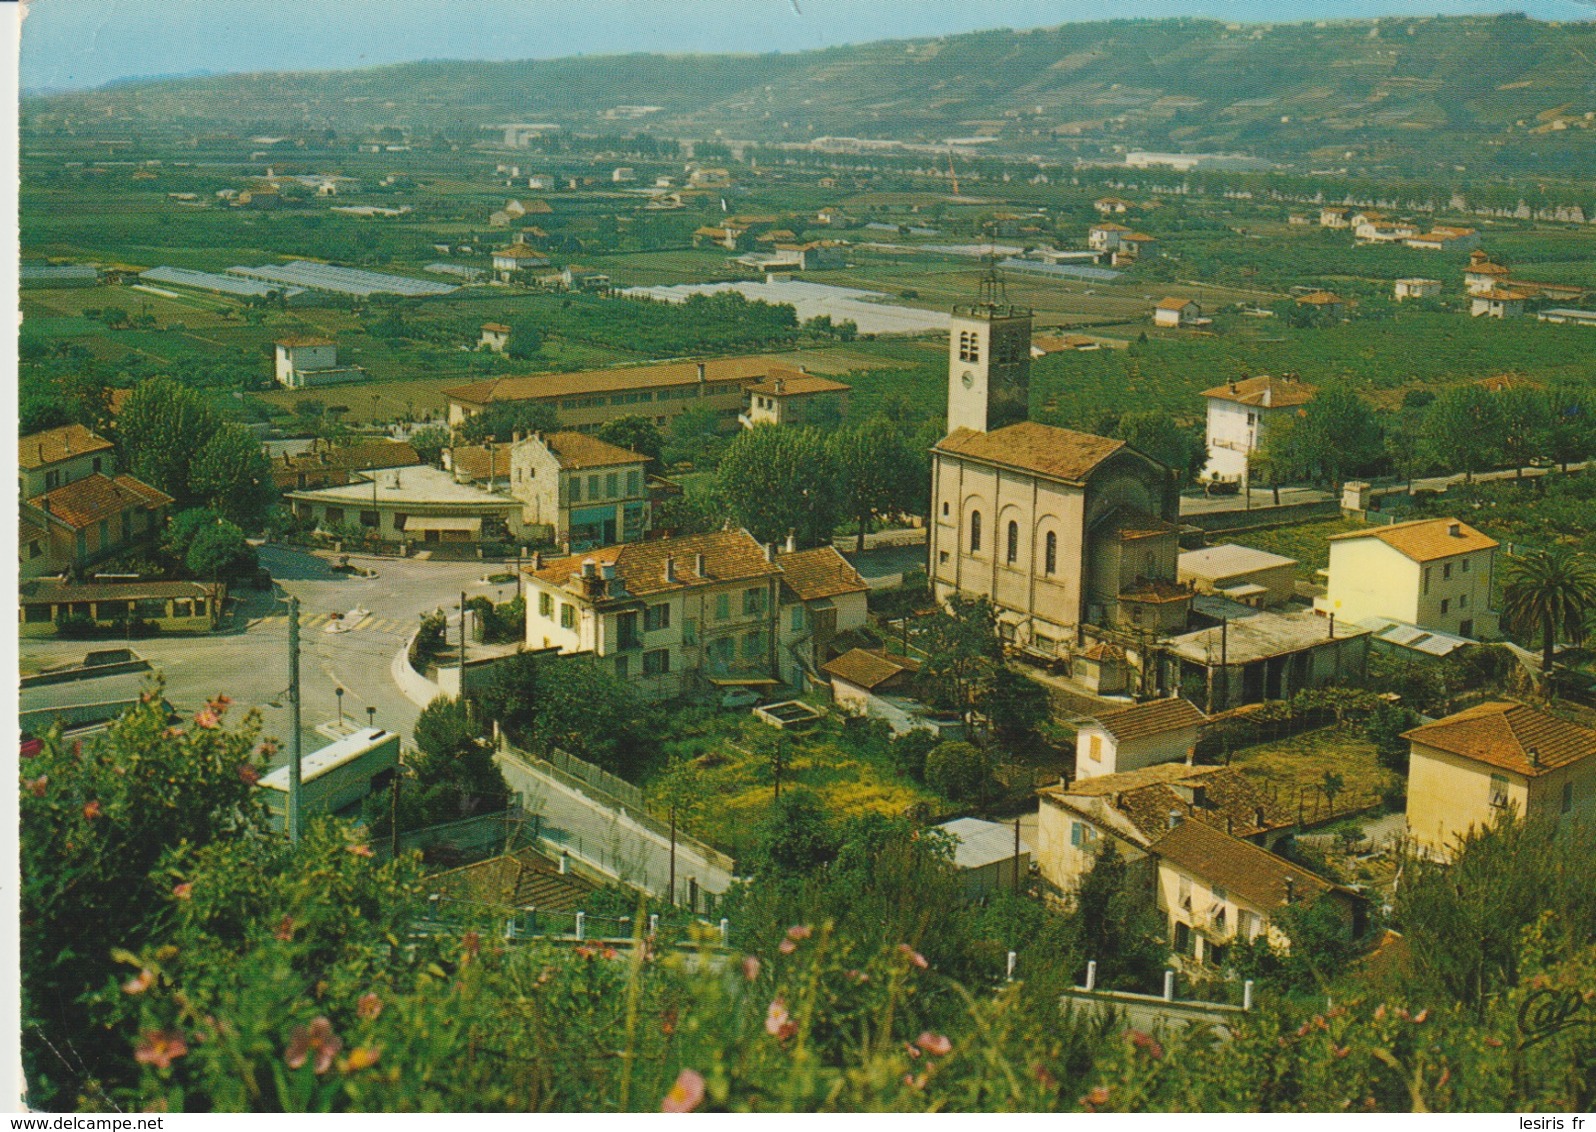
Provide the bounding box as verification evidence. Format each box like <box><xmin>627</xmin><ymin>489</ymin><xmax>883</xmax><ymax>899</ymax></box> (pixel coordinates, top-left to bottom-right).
<box><xmin>496</xmin><ymin>750</ymin><xmax>736</xmax><ymax>902</ymax></box>
<box><xmin>19</xmin><ymin>546</ymin><xmax>522</xmax><ymax>762</ymax></box>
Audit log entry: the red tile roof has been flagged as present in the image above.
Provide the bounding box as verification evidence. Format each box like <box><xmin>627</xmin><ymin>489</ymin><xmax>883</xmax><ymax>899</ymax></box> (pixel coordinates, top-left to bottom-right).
<box><xmin>746</xmin><ymin>372</ymin><xmax>852</xmax><ymax>397</ymax></box>
<box><xmin>822</xmin><ymin>648</ymin><xmax>919</xmax><ymax>691</ymax></box>
<box><xmin>529</xmin><ymin>528</ymin><xmax>780</xmax><ymax>599</ymax></box>
<box><xmin>1403</xmin><ymin>701</ymin><xmax>1596</xmax><ymax>777</ymax></box>
<box><xmin>777</xmin><ymin>546</ymin><xmax>868</xmax><ymax>602</ymax></box>
<box><xmin>1150</xmin><ymin>819</ymin><xmax>1340</xmax><ymax>911</ymax></box>
<box><xmin>444</xmin><ymin>356</ymin><xmax>780</xmax><ymax>408</ymax></box>
<box><xmin>546</xmin><ymin>431</ymin><xmax>645</xmax><ymax>471</ymax></box>
<box><xmin>1326</xmin><ymin>516</ymin><xmax>1497</xmax><ymax>563</ymax></box>
<box><xmin>1089</xmin><ymin>697</ymin><xmax>1206</xmax><ymax>743</ymax></box>
<box><xmin>19</xmin><ymin>424</ymin><xmax>115</xmax><ymax>470</ymax></box>
<box><xmin>30</xmin><ymin>474</ymin><xmax>172</xmax><ymax>530</ymax></box>
<box><xmin>1200</xmin><ymin>374</ymin><xmax>1319</xmax><ymax>409</ymax></box>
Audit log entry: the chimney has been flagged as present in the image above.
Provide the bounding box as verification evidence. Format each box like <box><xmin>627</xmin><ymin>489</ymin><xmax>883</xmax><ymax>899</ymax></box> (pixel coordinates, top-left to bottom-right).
<box><xmin>1328</xmin><ymin>613</ymin><xmax>1335</xmax><ymax>640</ymax></box>
<box><xmin>558</xmin><ymin>852</ymin><xmax>569</xmax><ymax>876</ymax></box>
<box><xmin>696</xmin><ymin>361</ymin><xmax>706</xmax><ymax>383</ymax></box>
<box><xmin>774</xmin><ymin>377</ymin><xmax>785</xmax><ymax>395</ymax></box>
<box><xmin>530</xmin><ymin>551</ymin><xmax>542</xmax><ymax>571</ymax></box>
<box><xmin>1189</xmin><ymin>784</ymin><xmax>1207</xmax><ymax>809</ymax></box>
<box><xmin>581</xmin><ymin>559</ymin><xmax>597</xmax><ymax>579</ymax></box>
<box><xmin>694</xmin><ymin>552</ymin><xmax>706</xmax><ymax>577</ymax></box>
<box><xmin>763</xmin><ymin>543</ymin><xmax>775</xmax><ymax>563</ymax></box>
<box><xmin>1448</xmin><ymin>521</ymin><xmax>1462</xmax><ymax>537</ymax></box>
<box><xmin>1283</xmin><ymin>876</ymin><xmax>1296</xmax><ymax>904</ymax></box>
<box><xmin>664</xmin><ymin>555</ymin><xmax>677</xmax><ymax>583</ymax></box>
<box><xmin>600</xmin><ymin>562</ymin><xmax>616</xmax><ymax>582</ymax></box>
<box><xmin>1167</xmin><ymin>809</ymin><xmax>1182</xmax><ymax>830</ymax></box>
<box><xmin>1226</xmin><ymin>816</ymin><xmax>1234</xmax><ymax>835</ymax></box>
<box><xmin>784</xmin><ymin>529</ymin><xmax>796</xmax><ymax>554</ymax></box>
<box><xmin>1528</xmin><ymin>746</ymin><xmax>1540</xmax><ymax>767</ymax></box>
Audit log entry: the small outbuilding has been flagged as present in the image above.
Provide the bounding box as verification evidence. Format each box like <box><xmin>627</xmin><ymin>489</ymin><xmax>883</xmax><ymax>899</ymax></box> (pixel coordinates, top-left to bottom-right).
<box><xmin>935</xmin><ymin>817</ymin><xmax>1032</xmax><ymax>899</ymax></box>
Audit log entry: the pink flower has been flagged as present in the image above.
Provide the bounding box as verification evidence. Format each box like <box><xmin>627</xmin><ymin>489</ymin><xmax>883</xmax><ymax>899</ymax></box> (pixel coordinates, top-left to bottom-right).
<box><xmin>163</xmin><ymin>726</ymin><xmax>184</xmax><ymax>739</ymax></box>
<box><xmin>902</xmin><ymin>1072</ymin><xmax>927</xmax><ymax>1091</ymax></box>
<box><xmin>273</xmin><ymin>915</ymin><xmax>296</xmax><ymax>942</ymax></box>
<box><xmin>661</xmin><ymin>1068</ymin><xmax>705</xmax><ymax>1113</ymax></box>
<box><xmin>916</xmin><ymin>1032</ymin><xmax>952</xmax><ymax>1056</ymax></box>
<box><xmin>209</xmin><ymin>694</ymin><xmax>233</xmax><ymax>713</ymax></box>
<box><xmin>1412</xmin><ymin>1008</ymin><xmax>1429</xmax><ymax>1024</ymax></box>
<box><xmin>285</xmin><ymin>1017</ymin><xmax>341</xmax><ymax>1074</ymax></box>
<box><xmin>25</xmin><ymin>775</ymin><xmax>48</xmax><ymax>798</ymax></box>
<box><xmin>1126</xmin><ymin>1029</ymin><xmax>1164</xmax><ymax>1060</ymax></box>
<box><xmin>356</xmin><ymin>992</ymin><xmax>383</xmax><ymax>1021</ymax></box>
<box><xmin>1334</xmin><ymin>1045</ymin><xmax>1351</xmax><ymax>1059</ymax></box>
<box><xmin>134</xmin><ymin>1030</ymin><xmax>187</xmax><ymax>1070</ymax></box>
<box><xmin>171</xmin><ymin>882</ymin><xmax>193</xmax><ymax>900</ymax></box>
<box><xmin>194</xmin><ymin>709</ymin><xmax>220</xmax><ymax>730</ymax></box>
<box><xmin>345</xmin><ymin>843</ymin><xmax>374</xmax><ymax>857</ymax></box>
<box><xmin>904</xmin><ymin>1042</ymin><xmax>921</xmax><ymax>1060</ymax></box>
<box><xmin>83</xmin><ymin>800</ymin><xmax>102</xmax><ymax>821</ymax></box>
<box><xmin>765</xmin><ymin>998</ymin><xmax>797</xmax><ymax>1041</ymax></box>
<box><xmin>742</xmin><ymin>955</ymin><xmax>761</xmax><ymax>981</ymax></box>
<box><xmin>237</xmin><ymin>763</ymin><xmax>261</xmax><ymax>786</ymax></box>
<box><xmin>779</xmin><ymin>924</ymin><xmax>812</xmax><ymax>953</ymax></box>
<box><xmin>845</xmin><ymin>969</ymin><xmax>869</xmax><ymax>984</ymax></box>
<box><xmin>258</xmin><ymin>738</ymin><xmax>281</xmax><ymax>757</ymax></box>
<box><xmin>122</xmin><ymin>969</ymin><xmax>155</xmax><ymax>995</ymax></box>
<box><xmin>897</xmin><ymin>944</ymin><xmax>928</xmax><ymax>969</ymax></box>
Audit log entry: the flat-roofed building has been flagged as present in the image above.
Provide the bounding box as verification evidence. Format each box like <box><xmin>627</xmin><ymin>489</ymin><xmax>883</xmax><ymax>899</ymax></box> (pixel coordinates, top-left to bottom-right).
<box><xmin>284</xmin><ymin>464</ymin><xmax>527</xmax><ymax>545</ymax></box>
<box><xmin>1178</xmin><ymin>544</ymin><xmax>1299</xmax><ymax>608</ymax></box>
<box><xmin>19</xmin><ymin>579</ymin><xmax>225</xmax><ymax>637</ymax></box>
<box><xmin>1394</xmin><ymin>278</ymin><xmax>1442</xmax><ymax>301</ymax></box>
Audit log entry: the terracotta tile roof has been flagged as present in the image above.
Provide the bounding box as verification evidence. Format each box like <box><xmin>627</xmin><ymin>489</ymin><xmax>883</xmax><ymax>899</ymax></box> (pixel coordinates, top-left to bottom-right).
<box><xmin>275</xmin><ymin>336</ymin><xmax>335</xmax><ymax>348</ymax></box>
<box><xmin>1467</xmin><ymin>260</ymin><xmax>1511</xmax><ymax>276</ymax></box>
<box><xmin>1326</xmin><ymin>516</ymin><xmax>1497</xmax><ymax>563</ymax></box>
<box><xmin>1200</xmin><ymin>374</ymin><xmax>1319</xmax><ymax>409</ymax></box>
<box><xmin>481</xmin><ymin>322</ymin><xmax>512</xmax><ymax>333</ymax></box>
<box><xmin>272</xmin><ymin>441</ymin><xmax>420</xmax><ymax>487</ymax></box>
<box><xmin>20</xmin><ymin>579</ymin><xmax>221</xmax><ymax>605</ymax></box>
<box><xmin>1078</xmin><ymin>641</ymin><xmax>1125</xmax><ymax>663</ymax></box>
<box><xmin>1156</xmin><ymin>296</ymin><xmax>1197</xmax><ymax>311</ymax></box>
<box><xmin>426</xmin><ymin>846</ymin><xmax>595</xmax><ymax>913</ymax></box>
<box><xmin>1041</xmin><ymin>764</ymin><xmax>1295</xmax><ymax>844</ymax></box>
<box><xmin>1092</xmin><ymin>222</ymin><xmax>1132</xmax><ymax>232</ymax></box>
<box><xmin>1150</xmin><ymin>819</ymin><xmax>1338</xmax><ymax>911</ymax></box>
<box><xmin>1093</xmin><ymin>505</ymin><xmax>1177</xmax><ymax>541</ymax></box>
<box><xmin>30</xmin><ymin>474</ymin><xmax>171</xmax><ymax>530</ymax></box>
<box><xmin>1032</xmin><ymin>334</ymin><xmax>1099</xmax><ymax>352</ymax></box>
<box><xmin>1119</xmin><ymin>579</ymin><xmax>1192</xmax><ymax>604</ymax></box>
<box><xmin>1089</xmin><ymin>697</ymin><xmax>1206</xmax><ymax>743</ymax></box>
<box><xmin>19</xmin><ymin>518</ymin><xmax>47</xmax><ymax>545</ymax></box>
<box><xmin>546</xmin><ymin>431</ymin><xmax>645</xmax><ymax>471</ymax></box>
<box><xmin>822</xmin><ymin>648</ymin><xmax>918</xmax><ymax>691</ymax></box>
<box><xmin>778</xmin><ymin>546</ymin><xmax>868</xmax><ymax>602</ymax></box>
<box><xmin>529</xmin><ymin>528</ymin><xmax>781</xmax><ymax>598</ymax></box>
<box><xmin>1403</xmin><ymin>700</ymin><xmax>1596</xmax><ymax>777</ymax></box>
<box><xmin>494</xmin><ymin>244</ymin><xmax>547</xmax><ymax>260</ymax></box>
<box><xmin>447</xmin><ymin>445</ymin><xmax>514</xmax><ymax>483</ymax></box>
<box><xmin>1123</xmin><ymin>232</ymin><xmax>1157</xmax><ymax>243</ymax></box>
<box><xmin>935</xmin><ymin>422</ymin><xmax>1127</xmax><ymax>484</ymax></box>
<box><xmin>1478</xmin><ymin>287</ymin><xmax>1537</xmax><ymax>302</ymax></box>
<box><xmin>746</xmin><ymin>372</ymin><xmax>852</xmax><ymax>397</ymax></box>
<box><xmin>1296</xmin><ymin>291</ymin><xmax>1344</xmax><ymax>306</ymax></box>
<box><xmin>444</xmin><ymin>356</ymin><xmax>780</xmax><ymax>408</ymax></box>
<box><xmin>19</xmin><ymin>424</ymin><xmax>115</xmax><ymax>470</ymax></box>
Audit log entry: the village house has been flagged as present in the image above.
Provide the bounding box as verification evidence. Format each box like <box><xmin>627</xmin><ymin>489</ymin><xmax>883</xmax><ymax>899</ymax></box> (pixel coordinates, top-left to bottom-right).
<box><xmin>479</xmin><ymin>322</ymin><xmax>512</xmax><ymax>353</ymax></box>
<box><xmin>1112</xmin><ymin>232</ymin><xmax>1159</xmax><ymax>264</ymax></box>
<box><xmin>1152</xmin><ymin>297</ymin><xmax>1203</xmax><ymax>329</ymax></box>
<box><xmin>1094</xmin><ymin>196</ymin><xmax>1134</xmax><ymax>215</ymax></box>
<box><xmin>1404</xmin><ymin>701</ymin><xmax>1596</xmax><ymax>862</ymax></box>
<box><xmin>1150</xmin><ymin>818</ymin><xmax>1361</xmax><ymax>972</ymax></box>
<box><xmin>775</xmin><ymin>544</ymin><xmax>871</xmax><ymax>687</ymax></box>
<box><xmin>1464</xmin><ymin>250</ymin><xmax>1513</xmax><ymax>295</ymax></box>
<box><xmin>19</xmin><ymin>423</ymin><xmax>116</xmax><ymax>499</ymax></box>
<box><xmin>1471</xmin><ymin>288</ymin><xmax>1534</xmax><ymax>318</ymax></box>
<box><xmin>443</xmin><ymin>357</ymin><xmax>780</xmax><ymax>434</ymax></box>
<box><xmin>1035</xmin><ymin>762</ymin><xmax>1295</xmax><ymax>897</ymax></box>
<box><xmin>1354</xmin><ymin>218</ymin><xmax>1420</xmax><ymax>244</ymax></box>
<box><xmin>1074</xmin><ymin>698</ymin><xmax>1207</xmax><ymax>780</ymax></box>
<box><xmin>1315</xmin><ymin>517</ymin><xmax>1499</xmax><ymax>640</ymax></box>
<box><xmin>1178</xmin><ymin>544</ymin><xmax>1299</xmax><ymax>609</ymax></box>
<box><xmin>1087</xmin><ymin>222</ymin><xmax>1132</xmax><ymax>253</ymax></box>
<box><xmin>1405</xmin><ymin>226</ymin><xmax>1480</xmax><ymax>252</ymax></box>
<box><xmin>491</xmin><ymin>244</ymin><xmax>551</xmax><ymax>283</ymax></box>
<box><xmin>693</xmin><ymin>222</ymin><xmax>753</xmax><ymax>251</ymax></box>
<box><xmin>1394</xmin><ymin>278</ymin><xmax>1443</xmax><ymax>301</ymax></box>
<box><xmin>741</xmin><ymin>373</ymin><xmax>852</xmax><ymax>429</ymax></box>
<box><xmin>284</xmin><ymin>464</ymin><xmax>527</xmax><ymax>546</ymax></box>
<box><xmin>521</xmin><ymin>529</ymin><xmax>865</xmax><ymax>702</ymax></box>
<box><xmin>1294</xmin><ymin>291</ymin><xmax>1346</xmax><ymax>318</ymax></box>
<box><xmin>498</xmin><ymin>431</ymin><xmax>649</xmax><ymax>550</ymax></box>
<box><xmin>20</xmin><ymin>425</ymin><xmax>172</xmax><ymax>577</ymax></box>
<box><xmin>1031</xmin><ymin>333</ymin><xmax>1103</xmax><ymax>356</ymax></box>
<box><xmin>1200</xmin><ymin>373</ymin><xmax>1319</xmax><ymax>483</ymax></box>
<box><xmin>821</xmin><ymin>648</ymin><xmax>961</xmax><ymax>738</ymax></box>
<box><xmin>1318</xmin><ymin>207</ymin><xmax>1351</xmax><ymax>228</ymax></box>
<box><xmin>274</xmin><ymin>337</ymin><xmax>364</xmax><ymax>389</ymax></box>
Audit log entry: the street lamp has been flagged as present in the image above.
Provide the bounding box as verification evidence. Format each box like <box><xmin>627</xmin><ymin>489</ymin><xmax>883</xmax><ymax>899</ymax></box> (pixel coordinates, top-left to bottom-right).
<box><xmin>335</xmin><ymin>686</ymin><xmax>345</xmax><ymax>727</ymax></box>
<box><xmin>366</xmin><ymin>706</ymin><xmax>376</xmax><ymax>731</ymax></box>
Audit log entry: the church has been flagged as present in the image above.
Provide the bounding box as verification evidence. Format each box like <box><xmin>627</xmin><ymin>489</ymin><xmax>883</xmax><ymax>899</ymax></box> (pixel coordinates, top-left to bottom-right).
<box><xmin>928</xmin><ymin>276</ymin><xmax>1187</xmax><ymax>675</ymax></box>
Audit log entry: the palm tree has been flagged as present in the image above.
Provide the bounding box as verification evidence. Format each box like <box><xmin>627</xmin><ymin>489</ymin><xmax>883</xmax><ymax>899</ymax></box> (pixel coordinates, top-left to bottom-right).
<box><xmin>1501</xmin><ymin>548</ymin><xmax>1596</xmax><ymax>681</ymax></box>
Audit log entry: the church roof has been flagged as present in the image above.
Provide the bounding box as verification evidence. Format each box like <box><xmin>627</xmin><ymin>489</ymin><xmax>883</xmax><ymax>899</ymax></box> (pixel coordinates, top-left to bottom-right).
<box><xmin>934</xmin><ymin>422</ymin><xmax>1127</xmax><ymax>484</ymax></box>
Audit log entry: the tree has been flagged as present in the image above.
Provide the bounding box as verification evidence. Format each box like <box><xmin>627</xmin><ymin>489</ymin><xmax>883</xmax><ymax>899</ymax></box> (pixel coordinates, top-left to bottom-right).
<box><xmin>1256</xmin><ymin>386</ymin><xmax>1383</xmax><ymax>487</ymax></box>
<box><xmin>977</xmin><ymin>666</ymin><xmax>1050</xmax><ymax>741</ymax></box>
<box><xmin>924</xmin><ymin>740</ymin><xmax>988</xmax><ymax>803</ymax></box>
<box><xmin>665</xmin><ymin>404</ymin><xmax>728</xmax><ymax>468</ymax></box>
<box><xmin>915</xmin><ymin>596</ymin><xmax>1002</xmax><ymax>722</ymax></box>
<box><xmin>392</xmin><ymin>696</ymin><xmax>508</xmax><ymax>827</ymax></box>
<box><xmin>1501</xmin><ymin>547</ymin><xmax>1596</xmax><ymax>679</ymax></box>
<box><xmin>1115</xmin><ymin>411</ymin><xmax>1206</xmax><ymax>486</ymax></box>
<box><xmin>597</xmin><ymin>415</ymin><xmax>665</xmax><ymax>471</ymax></box>
<box><xmin>755</xmin><ymin>789</ymin><xmax>838</xmax><ymax>877</ymax></box>
<box><xmin>1067</xmin><ymin>840</ymin><xmax>1166</xmax><ymax>993</ymax></box>
<box><xmin>715</xmin><ymin>425</ymin><xmax>841</xmax><ymax>548</ymax></box>
<box><xmin>408</xmin><ymin>425</ymin><xmax>451</xmax><ymax>467</ymax></box>
<box><xmin>117</xmin><ymin>377</ymin><xmax>220</xmax><ymax>502</ymax></box>
<box><xmin>1422</xmin><ymin>385</ymin><xmax>1503</xmax><ymax>483</ymax></box>
<box><xmin>459</xmin><ymin>401</ymin><xmax>559</xmax><ymax>444</ymax></box>
<box><xmin>471</xmin><ymin>652</ymin><xmax>650</xmax><ymax>775</ymax></box>
<box><xmin>189</xmin><ymin>422</ymin><xmax>275</xmax><ymax>527</ymax></box>
<box><xmin>20</xmin><ymin>688</ymin><xmax>267</xmax><ymax>1110</ymax></box>
<box><xmin>186</xmin><ymin>519</ymin><xmax>259</xmax><ymax>582</ymax></box>
<box><xmin>505</xmin><ymin>318</ymin><xmax>543</xmax><ymax>361</ymax></box>
<box><xmin>1495</xmin><ymin>386</ymin><xmax>1552</xmax><ymax>477</ymax></box>
<box><xmin>828</xmin><ymin>417</ymin><xmax>918</xmax><ymax>551</ymax></box>
<box><xmin>1544</xmin><ymin>383</ymin><xmax>1596</xmax><ymax>472</ymax></box>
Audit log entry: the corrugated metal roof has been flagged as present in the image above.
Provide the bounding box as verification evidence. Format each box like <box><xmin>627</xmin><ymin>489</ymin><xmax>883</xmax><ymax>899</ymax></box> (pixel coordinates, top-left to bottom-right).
<box><xmin>936</xmin><ymin>817</ymin><xmax>1032</xmax><ymax>870</ymax></box>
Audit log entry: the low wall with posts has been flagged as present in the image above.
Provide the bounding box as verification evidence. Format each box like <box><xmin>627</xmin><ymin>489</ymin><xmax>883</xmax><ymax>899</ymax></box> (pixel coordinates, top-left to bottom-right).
<box><xmin>1059</xmin><ymin>964</ymin><xmax>1253</xmax><ymax>1040</ymax></box>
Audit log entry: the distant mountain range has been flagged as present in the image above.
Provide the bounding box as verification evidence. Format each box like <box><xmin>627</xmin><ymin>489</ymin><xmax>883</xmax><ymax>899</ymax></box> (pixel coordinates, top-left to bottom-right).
<box><xmin>24</xmin><ymin>15</ymin><xmax>1596</xmax><ymax>175</ymax></box>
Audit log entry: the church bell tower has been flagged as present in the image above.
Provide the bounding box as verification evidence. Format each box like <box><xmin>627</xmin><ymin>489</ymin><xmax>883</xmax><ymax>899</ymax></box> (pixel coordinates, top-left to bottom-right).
<box><xmin>946</xmin><ymin>262</ymin><xmax>1033</xmax><ymax>434</ymax></box>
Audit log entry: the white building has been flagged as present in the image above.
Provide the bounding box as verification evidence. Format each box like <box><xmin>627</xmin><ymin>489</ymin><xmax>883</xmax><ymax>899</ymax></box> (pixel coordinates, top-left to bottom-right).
<box><xmin>1314</xmin><ymin>517</ymin><xmax>1499</xmax><ymax>640</ymax></box>
<box><xmin>1200</xmin><ymin>374</ymin><xmax>1319</xmax><ymax>483</ymax></box>
<box><xmin>1471</xmin><ymin>289</ymin><xmax>1532</xmax><ymax>318</ymax></box>
<box><xmin>1074</xmin><ymin>698</ymin><xmax>1207</xmax><ymax>781</ymax></box>
<box><xmin>1088</xmin><ymin>222</ymin><xmax>1131</xmax><ymax>253</ymax></box>
<box><xmin>1178</xmin><ymin>544</ymin><xmax>1299</xmax><ymax>608</ymax></box>
<box><xmin>1394</xmin><ymin>278</ymin><xmax>1443</xmax><ymax>301</ymax></box>
<box><xmin>274</xmin><ymin>337</ymin><xmax>364</xmax><ymax>389</ymax></box>
<box><xmin>1153</xmin><ymin>297</ymin><xmax>1202</xmax><ymax>328</ymax></box>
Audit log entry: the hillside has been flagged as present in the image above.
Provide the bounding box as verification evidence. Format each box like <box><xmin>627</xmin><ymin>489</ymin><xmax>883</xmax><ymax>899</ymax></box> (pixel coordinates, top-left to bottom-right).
<box><xmin>22</xmin><ymin>15</ymin><xmax>1596</xmax><ymax>173</ymax></box>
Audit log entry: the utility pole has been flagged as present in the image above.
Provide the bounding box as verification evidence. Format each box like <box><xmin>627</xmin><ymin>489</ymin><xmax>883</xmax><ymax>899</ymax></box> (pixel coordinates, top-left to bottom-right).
<box><xmin>287</xmin><ymin>594</ymin><xmax>304</xmax><ymax>844</ymax></box>
<box><xmin>668</xmin><ymin>802</ymin><xmax>678</xmax><ymax>908</ymax></box>
<box><xmin>1013</xmin><ymin>815</ymin><xmax>1022</xmax><ymax>896</ymax></box>
<box><xmin>459</xmin><ymin>590</ymin><xmax>469</xmax><ymax>701</ymax></box>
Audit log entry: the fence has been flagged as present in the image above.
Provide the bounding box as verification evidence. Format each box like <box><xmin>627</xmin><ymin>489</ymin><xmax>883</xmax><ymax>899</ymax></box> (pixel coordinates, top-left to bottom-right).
<box><xmin>511</xmin><ymin>745</ymin><xmax>737</xmax><ymax>878</ymax></box>
<box><xmin>412</xmin><ymin>892</ymin><xmax>733</xmax><ymax>948</ymax></box>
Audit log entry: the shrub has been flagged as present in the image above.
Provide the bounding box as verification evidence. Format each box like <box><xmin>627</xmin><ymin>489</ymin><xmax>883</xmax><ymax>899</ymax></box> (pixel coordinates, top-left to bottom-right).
<box><xmin>924</xmin><ymin>740</ymin><xmax>987</xmax><ymax>804</ymax></box>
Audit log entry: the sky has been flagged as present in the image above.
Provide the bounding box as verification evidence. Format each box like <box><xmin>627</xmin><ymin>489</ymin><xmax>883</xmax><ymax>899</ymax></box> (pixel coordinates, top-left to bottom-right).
<box><xmin>18</xmin><ymin>0</ymin><xmax>1596</xmax><ymax>91</ymax></box>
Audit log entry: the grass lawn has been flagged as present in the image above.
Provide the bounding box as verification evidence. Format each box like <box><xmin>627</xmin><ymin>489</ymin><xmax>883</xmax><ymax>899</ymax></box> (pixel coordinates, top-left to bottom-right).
<box><xmin>640</xmin><ymin>711</ymin><xmax>944</xmax><ymax>858</ymax></box>
<box><xmin>1229</xmin><ymin>723</ymin><xmax>1397</xmax><ymax>822</ymax></box>
<box><xmin>1220</xmin><ymin>517</ymin><xmax>1374</xmax><ymax>579</ymax></box>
